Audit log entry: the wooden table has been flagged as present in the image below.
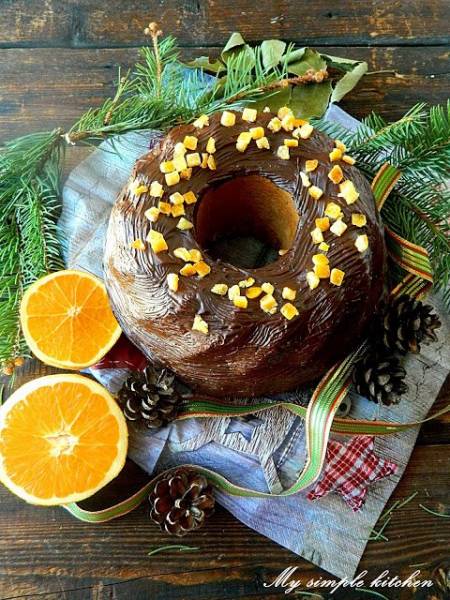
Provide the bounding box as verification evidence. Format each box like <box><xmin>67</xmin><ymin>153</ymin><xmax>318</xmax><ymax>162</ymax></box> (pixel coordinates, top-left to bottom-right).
<box><xmin>0</xmin><ymin>2</ymin><xmax>449</xmax><ymax>599</ymax></box>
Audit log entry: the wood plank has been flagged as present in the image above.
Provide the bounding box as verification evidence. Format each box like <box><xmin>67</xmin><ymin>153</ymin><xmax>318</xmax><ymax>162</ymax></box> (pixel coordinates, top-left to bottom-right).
<box><xmin>0</xmin><ymin>444</ymin><xmax>448</xmax><ymax>598</ymax></box>
<box><xmin>1</xmin><ymin>45</ymin><xmax>449</xmax><ymax>142</ymax></box>
<box><xmin>0</xmin><ymin>0</ymin><xmax>449</xmax><ymax>48</ymax></box>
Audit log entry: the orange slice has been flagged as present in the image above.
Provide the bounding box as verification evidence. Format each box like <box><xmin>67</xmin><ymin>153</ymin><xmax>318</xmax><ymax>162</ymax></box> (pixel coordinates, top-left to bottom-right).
<box><xmin>0</xmin><ymin>374</ymin><xmax>128</xmax><ymax>505</ymax></box>
<box><xmin>20</xmin><ymin>270</ymin><xmax>121</xmax><ymax>369</ymax></box>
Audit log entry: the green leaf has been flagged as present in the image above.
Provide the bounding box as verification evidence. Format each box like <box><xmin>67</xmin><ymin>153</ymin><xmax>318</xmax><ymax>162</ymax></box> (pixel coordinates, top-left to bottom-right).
<box><xmin>221</xmin><ymin>32</ymin><xmax>255</xmax><ymax>72</ymax></box>
<box><xmin>186</xmin><ymin>56</ymin><xmax>225</xmax><ymax>74</ymax></box>
<box><xmin>260</xmin><ymin>39</ymin><xmax>286</xmax><ymax>69</ymax></box>
<box><xmin>322</xmin><ymin>53</ymin><xmax>363</xmax><ymax>72</ymax></box>
<box><xmin>287</xmin><ymin>48</ymin><xmax>326</xmax><ymax>76</ymax></box>
<box><xmin>290</xmin><ymin>81</ymin><xmax>332</xmax><ymax>119</ymax></box>
<box><xmin>284</xmin><ymin>47</ymin><xmax>306</xmax><ymax>64</ymax></box>
<box><xmin>252</xmin><ymin>87</ymin><xmax>292</xmax><ymax>113</ymax></box>
<box><xmin>221</xmin><ymin>32</ymin><xmax>246</xmax><ymax>58</ymax></box>
<box><xmin>330</xmin><ymin>61</ymin><xmax>368</xmax><ymax>103</ymax></box>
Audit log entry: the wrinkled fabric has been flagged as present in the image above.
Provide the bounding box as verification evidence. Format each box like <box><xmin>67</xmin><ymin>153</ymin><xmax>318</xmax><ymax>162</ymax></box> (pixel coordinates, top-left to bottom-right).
<box><xmin>59</xmin><ymin>105</ymin><xmax>450</xmax><ymax>578</ymax></box>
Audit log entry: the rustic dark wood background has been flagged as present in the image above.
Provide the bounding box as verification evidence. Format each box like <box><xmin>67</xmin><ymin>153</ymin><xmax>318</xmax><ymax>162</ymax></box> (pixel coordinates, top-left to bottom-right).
<box><xmin>0</xmin><ymin>2</ymin><xmax>449</xmax><ymax>599</ymax></box>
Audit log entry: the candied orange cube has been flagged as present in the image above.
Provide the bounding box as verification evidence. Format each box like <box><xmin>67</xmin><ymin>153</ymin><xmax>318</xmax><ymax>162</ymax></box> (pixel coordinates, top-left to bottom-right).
<box><xmin>144</xmin><ymin>207</ymin><xmax>160</xmax><ymax>223</ymax></box>
<box><xmin>330</xmin><ymin>219</ymin><xmax>348</xmax><ymax>237</ymax></box>
<box><xmin>192</xmin><ymin>314</ymin><xmax>208</xmax><ymax>334</ymax></box>
<box><xmin>338</xmin><ymin>180</ymin><xmax>359</xmax><ymax>204</ymax></box>
<box><xmin>186</xmin><ymin>153</ymin><xmax>201</xmax><ymax>167</ymax></box>
<box><xmin>171</xmin><ymin>204</ymin><xmax>185</xmax><ymax>218</ymax></box>
<box><xmin>147</xmin><ymin>230</ymin><xmax>168</xmax><ymax>254</ymax></box>
<box><xmin>305</xmin><ymin>159</ymin><xmax>319</xmax><ymax>172</ymax></box>
<box><xmin>282</xmin><ymin>287</ymin><xmax>296</xmax><ymax>301</ymax></box>
<box><xmin>328</xmin><ymin>165</ymin><xmax>344</xmax><ymax>184</ymax></box>
<box><xmin>250</xmin><ymin>126</ymin><xmax>265</xmax><ymax>139</ymax></box>
<box><xmin>189</xmin><ymin>249</ymin><xmax>202</xmax><ymax>263</ymax></box>
<box><xmin>324</xmin><ymin>202</ymin><xmax>343</xmax><ymax>220</ymax></box>
<box><xmin>183</xmin><ymin>191</ymin><xmax>197</xmax><ymax>205</ymax></box>
<box><xmin>306</xmin><ymin>271</ymin><xmax>320</xmax><ymax>290</ymax></box>
<box><xmin>193</xmin><ymin>114</ymin><xmax>209</xmax><ymax>129</ymax></box>
<box><xmin>330</xmin><ymin>268</ymin><xmax>345</xmax><ymax>286</ymax></box>
<box><xmin>158</xmin><ymin>201</ymin><xmax>171</xmax><ymax>215</ymax></box>
<box><xmin>308</xmin><ymin>186</ymin><xmax>323</xmax><ymax>200</ymax></box>
<box><xmin>329</xmin><ymin>148</ymin><xmax>343</xmax><ymax>162</ymax></box>
<box><xmin>149</xmin><ymin>181</ymin><xmax>164</xmax><ymax>197</ymax></box>
<box><xmin>233</xmin><ymin>296</ymin><xmax>248</xmax><ymax>309</ymax></box>
<box><xmin>220</xmin><ymin>111</ymin><xmax>236</xmax><ymax>127</ymax></box>
<box><xmin>310</xmin><ymin>227</ymin><xmax>324</xmax><ymax>244</ymax></box>
<box><xmin>177</xmin><ymin>217</ymin><xmax>194</xmax><ymax>230</ymax></box>
<box><xmin>312</xmin><ymin>253</ymin><xmax>329</xmax><ymax>266</ymax></box>
<box><xmin>167</xmin><ymin>273</ymin><xmax>179</xmax><ymax>292</ymax></box>
<box><xmin>315</xmin><ymin>217</ymin><xmax>330</xmax><ymax>232</ymax></box>
<box><xmin>165</xmin><ymin>171</ymin><xmax>180</xmax><ymax>186</ymax></box>
<box><xmin>180</xmin><ymin>263</ymin><xmax>197</xmax><ymax>277</ymax></box>
<box><xmin>194</xmin><ymin>261</ymin><xmax>211</xmax><ymax>278</ymax></box>
<box><xmin>355</xmin><ymin>234</ymin><xmax>369</xmax><ymax>253</ymax></box>
<box><xmin>173</xmin><ymin>247</ymin><xmax>192</xmax><ymax>261</ymax></box>
<box><xmin>260</xmin><ymin>294</ymin><xmax>278</xmax><ymax>314</ymax></box>
<box><xmin>246</xmin><ymin>286</ymin><xmax>263</xmax><ymax>299</ymax></box>
<box><xmin>183</xmin><ymin>135</ymin><xmax>198</xmax><ymax>150</ymax></box>
<box><xmin>242</xmin><ymin>107</ymin><xmax>258</xmax><ymax>122</ymax></box>
<box><xmin>130</xmin><ymin>239</ymin><xmax>146</xmax><ymax>250</ymax></box>
<box><xmin>314</xmin><ymin>263</ymin><xmax>331</xmax><ymax>279</ymax></box>
<box><xmin>352</xmin><ymin>213</ymin><xmax>367</xmax><ymax>227</ymax></box>
<box><xmin>211</xmin><ymin>283</ymin><xmax>228</xmax><ymax>296</ymax></box>
<box><xmin>281</xmin><ymin>303</ymin><xmax>299</xmax><ymax>320</ymax></box>
<box><xmin>206</xmin><ymin>137</ymin><xmax>216</xmax><ymax>154</ymax></box>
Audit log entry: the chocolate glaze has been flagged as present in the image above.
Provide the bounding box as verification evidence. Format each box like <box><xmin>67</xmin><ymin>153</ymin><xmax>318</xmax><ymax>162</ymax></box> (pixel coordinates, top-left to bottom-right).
<box><xmin>104</xmin><ymin>111</ymin><xmax>386</xmax><ymax>397</ymax></box>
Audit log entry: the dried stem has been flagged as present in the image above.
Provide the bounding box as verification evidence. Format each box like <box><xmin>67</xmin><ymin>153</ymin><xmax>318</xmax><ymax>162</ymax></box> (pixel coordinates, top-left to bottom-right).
<box><xmin>228</xmin><ymin>68</ymin><xmax>328</xmax><ymax>104</ymax></box>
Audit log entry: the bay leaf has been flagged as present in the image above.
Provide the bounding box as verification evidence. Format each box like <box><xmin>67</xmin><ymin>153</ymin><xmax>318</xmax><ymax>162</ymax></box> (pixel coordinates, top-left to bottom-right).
<box><xmin>261</xmin><ymin>39</ymin><xmax>286</xmax><ymax>70</ymax></box>
<box><xmin>322</xmin><ymin>53</ymin><xmax>363</xmax><ymax>72</ymax></box>
<box><xmin>284</xmin><ymin>47</ymin><xmax>306</xmax><ymax>64</ymax></box>
<box><xmin>221</xmin><ymin>32</ymin><xmax>246</xmax><ymax>59</ymax></box>
<box><xmin>251</xmin><ymin>87</ymin><xmax>292</xmax><ymax>113</ymax></box>
<box><xmin>289</xmin><ymin>81</ymin><xmax>332</xmax><ymax>119</ymax></box>
<box><xmin>330</xmin><ymin>61</ymin><xmax>368</xmax><ymax>103</ymax></box>
<box><xmin>287</xmin><ymin>48</ymin><xmax>326</xmax><ymax>76</ymax></box>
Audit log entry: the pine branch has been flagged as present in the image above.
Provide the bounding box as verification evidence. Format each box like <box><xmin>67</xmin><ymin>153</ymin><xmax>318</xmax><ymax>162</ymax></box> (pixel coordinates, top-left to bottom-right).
<box><xmin>0</xmin><ymin>131</ymin><xmax>64</xmax><ymax>372</ymax></box>
<box><xmin>314</xmin><ymin>104</ymin><xmax>450</xmax><ymax>307</ymax></box>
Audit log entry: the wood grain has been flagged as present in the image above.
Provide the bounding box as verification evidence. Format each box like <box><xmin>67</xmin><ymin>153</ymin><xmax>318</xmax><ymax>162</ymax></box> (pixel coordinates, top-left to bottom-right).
<box><xmin>0</xmin><ymin>0</ymin><xmax>449</xmax><ymax>48</ymax></box>
<box><xmin>0</xmin><ymin>443</ymin><xmax>448</xmax><ymax>599</ymax></box>
<box><xmin>0</xmin><ymin>1</ymin><xmax>449</xmax><ymax>597</ymax></box>
<box><xmin>1</xmin><ymin>45</ymin><xmax>449</xmax><ymax>141</ymax></box>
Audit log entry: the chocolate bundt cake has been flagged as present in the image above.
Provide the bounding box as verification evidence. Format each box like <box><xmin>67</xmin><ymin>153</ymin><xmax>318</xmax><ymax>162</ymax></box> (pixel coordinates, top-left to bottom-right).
<box><xmin>104</xmin><ymin>108</ymin><xmax>386</xmax><ymax>397</ymax></box>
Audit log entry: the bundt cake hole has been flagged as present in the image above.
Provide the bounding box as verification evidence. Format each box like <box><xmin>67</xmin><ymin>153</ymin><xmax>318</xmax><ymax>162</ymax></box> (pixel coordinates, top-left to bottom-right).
<box><xmin>195</xmin><ymin>175</ymin><xmax>299</xmax><ymax>269</ymax></box>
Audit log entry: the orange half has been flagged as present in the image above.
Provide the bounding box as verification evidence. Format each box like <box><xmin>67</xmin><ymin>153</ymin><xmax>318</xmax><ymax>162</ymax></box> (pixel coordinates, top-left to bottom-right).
<box><xmin>0</xmin><ymin>374</ymin><xmax>128</xmax><ymax>505</ymax></box>
<box><xmin>20</xmin><ymin>270</ymin><xmax>121</xmax><ymax>369</ymax></box>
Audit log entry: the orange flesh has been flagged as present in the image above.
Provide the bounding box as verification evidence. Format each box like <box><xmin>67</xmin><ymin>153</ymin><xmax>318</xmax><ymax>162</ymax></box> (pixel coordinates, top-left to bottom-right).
<box><xmin>24</xmin><ymin>272</ymin><xmax>120</xmax><ymax>366</ymax></box>
<box><xmin>0</xmin><ymin>381</ymin><xmax>121</xmax><ymax>500</ymax></box>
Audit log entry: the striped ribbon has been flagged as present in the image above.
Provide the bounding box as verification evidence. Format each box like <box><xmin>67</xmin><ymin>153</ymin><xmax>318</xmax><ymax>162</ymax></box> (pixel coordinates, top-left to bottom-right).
<box><xmin>371</xmin><ymin>163</ymin><xmax>402</xmax><ymax>210</ymax></box>
<box><xmin>64</xmin><ymin>163</ymin><xmax>446</xmax><ymax>523</ymax></box>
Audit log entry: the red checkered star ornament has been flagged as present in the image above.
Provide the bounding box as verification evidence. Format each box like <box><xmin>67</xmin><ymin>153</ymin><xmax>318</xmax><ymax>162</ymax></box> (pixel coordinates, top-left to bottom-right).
<box><xmin>307</xmin><ymin>435</ymin><xmax>398</xmax><ymax>511</ymax></box>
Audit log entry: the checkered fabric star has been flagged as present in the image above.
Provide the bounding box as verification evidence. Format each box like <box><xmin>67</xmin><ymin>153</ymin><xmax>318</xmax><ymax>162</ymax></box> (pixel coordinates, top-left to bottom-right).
<box><xmin>307</xmin><ymin>435</ymin><xmax>398</xmax><ymax>511</ymax></box>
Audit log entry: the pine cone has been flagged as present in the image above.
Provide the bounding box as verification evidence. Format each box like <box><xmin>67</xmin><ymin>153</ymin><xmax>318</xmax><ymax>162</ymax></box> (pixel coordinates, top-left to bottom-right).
<box><xmin>377</xmin><ymin>294</ymin><xmax>441</xmax><ymax>355</ymax></box>
<box><xmin>149</xmin><ymin>468</ymin><xmax>215</xmax><ymax>536</ymax></box>
<box><xmin>353</xmin><ymin>351</ymin><xmax>408</xmax><ymax>406</ymax></box>
<box><xmin>118</xmin><ymin>364</ymin><xmax>184</xmax><ymax>429</ymax></box>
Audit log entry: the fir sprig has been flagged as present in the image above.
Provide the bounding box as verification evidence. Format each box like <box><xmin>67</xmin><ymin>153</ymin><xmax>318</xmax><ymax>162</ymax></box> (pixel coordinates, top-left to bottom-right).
<box><xmin>315</xmin><ymin>104</ymin><xmax>450</xmax><ymax>307</ymax></box>
<box><xmin>0</xmin><ymin>130</ymin><xmax>64</xmax><ymax>371</ymax></box>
